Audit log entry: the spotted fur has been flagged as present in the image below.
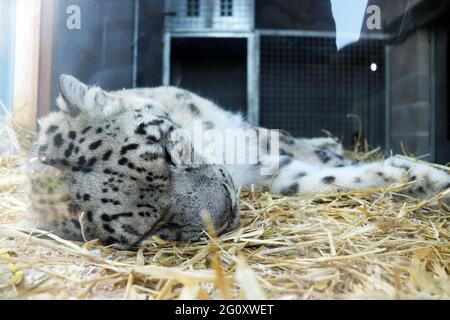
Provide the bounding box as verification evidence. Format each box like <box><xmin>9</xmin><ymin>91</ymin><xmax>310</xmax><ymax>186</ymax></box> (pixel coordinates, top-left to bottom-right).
<box><xmin>29</xmin><ymin>75</ymin><xmax>238</xmax><ymax>250</ymax></box>
<box><xmin>28</xmin><ymin>75</ymin><xmax>450</xmax><ymax>250</ymax></box>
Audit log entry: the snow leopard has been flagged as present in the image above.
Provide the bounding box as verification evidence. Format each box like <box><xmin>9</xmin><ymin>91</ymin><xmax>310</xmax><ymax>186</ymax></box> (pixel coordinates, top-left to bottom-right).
<box><xmin>27</xmin><ymin>75</ymin><xmax>450</xmax><ymax>250</ymax></box>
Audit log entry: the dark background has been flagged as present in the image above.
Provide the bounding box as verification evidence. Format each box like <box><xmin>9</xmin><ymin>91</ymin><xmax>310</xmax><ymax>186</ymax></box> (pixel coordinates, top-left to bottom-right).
<box><xmin>37</xmin><ymin>0</ymin><xmax>450</xmax><ymax>163</ymax></box>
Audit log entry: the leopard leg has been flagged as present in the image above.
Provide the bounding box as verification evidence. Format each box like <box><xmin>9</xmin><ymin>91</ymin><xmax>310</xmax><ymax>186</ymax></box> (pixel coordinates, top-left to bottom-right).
<box><xmin>270</xmin><ymin>156</ymin><xmax>450</xmax><ymax>200</ymax></box>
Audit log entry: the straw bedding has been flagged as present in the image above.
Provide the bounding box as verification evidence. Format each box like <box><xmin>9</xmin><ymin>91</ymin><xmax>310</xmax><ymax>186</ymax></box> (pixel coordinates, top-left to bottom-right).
<box><xmin>0</xmin><ymin>133</ymin><xmax>449</xmax><ymax>300</ymax></box>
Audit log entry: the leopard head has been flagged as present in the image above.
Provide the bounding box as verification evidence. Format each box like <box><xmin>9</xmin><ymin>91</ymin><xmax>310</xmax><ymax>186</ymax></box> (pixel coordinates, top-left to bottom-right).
<box><xmin>33</xmin><ymin>75</ymin><xmax>239</xmax><ymax>249</ymax></box>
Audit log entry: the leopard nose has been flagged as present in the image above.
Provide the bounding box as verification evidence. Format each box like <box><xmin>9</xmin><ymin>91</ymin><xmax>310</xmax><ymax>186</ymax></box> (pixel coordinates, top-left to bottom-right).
<box><xmin>38</xmin><ymin>144</ymin><xmax>48</xmax><ymax>161</ymax></box>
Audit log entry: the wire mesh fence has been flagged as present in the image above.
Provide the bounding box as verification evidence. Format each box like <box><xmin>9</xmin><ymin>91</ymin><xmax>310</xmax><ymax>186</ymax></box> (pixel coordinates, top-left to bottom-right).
<box><xmin>165</xmin><ymin>1</ymin><xmax>387</xmax><ymax>148</ymax></box>
<box><xmin>259</xmin><ymin>35</ymin><xmax>386</xmax><ymax>148</ymax></box>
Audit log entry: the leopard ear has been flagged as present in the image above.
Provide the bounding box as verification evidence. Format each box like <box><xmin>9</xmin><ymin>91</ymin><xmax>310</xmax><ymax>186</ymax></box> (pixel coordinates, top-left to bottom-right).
<box><xmin>58</xmin><ymin>74</ymin><xmax>109</xmax><ymax>115</ymax></box>
<box><xmin>58</xmin><ymin>75</ymin><xmax>88</xmax><ymax>115</ymax></box>
<box><xmin>58</xmin><ymin>74</ymin><xmax>123</xmax><ymax>118</ymax></box>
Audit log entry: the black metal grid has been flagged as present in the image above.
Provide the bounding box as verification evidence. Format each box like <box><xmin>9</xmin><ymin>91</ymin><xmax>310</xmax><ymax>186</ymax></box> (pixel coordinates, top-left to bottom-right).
<box><xmin>220</xmin><ymin>0</ymin><xmax>233</xmax><ymax>16</ymax></box>
<box><xmin>187</xmin><ymin>0</ymin><xmax>200</xmax><ymax>16</ymax></box>
<box><xmin>166</xmin><ymin>0</ymin><xmax>251</xmax><ymax>31</ymax></box>
<box><xmin>259</xmin><ymin>35</ymin><xmax>386</xmax><ymax>148</ymax></box>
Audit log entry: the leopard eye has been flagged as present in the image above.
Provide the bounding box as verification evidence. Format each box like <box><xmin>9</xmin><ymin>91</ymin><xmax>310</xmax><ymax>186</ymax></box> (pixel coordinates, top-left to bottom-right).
<box><xmin>38</xmin><ymin>144</ymin><xmax>48</xmax><ymax>154</ymax></box>
<box><xmin>163</xmin><ymin>147</ymin><xmax>176</xmax><ymax>167</ymax></box>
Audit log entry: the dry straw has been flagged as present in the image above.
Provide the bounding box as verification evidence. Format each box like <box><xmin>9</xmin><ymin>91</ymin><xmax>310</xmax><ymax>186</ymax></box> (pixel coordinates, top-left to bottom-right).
<box><xmin>0</xmin><ymin>128</ymin><xmax>449</xmax><ymax>300</ymax></box>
